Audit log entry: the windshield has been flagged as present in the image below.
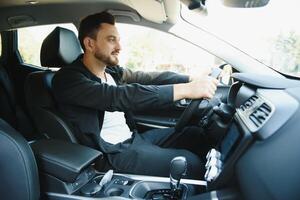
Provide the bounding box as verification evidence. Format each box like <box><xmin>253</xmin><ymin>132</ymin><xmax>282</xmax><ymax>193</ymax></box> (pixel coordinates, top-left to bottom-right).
<box><xmin>181</xmin><ymin>0</ymin><xmax>300</xmax><ymax>78</ymax></box>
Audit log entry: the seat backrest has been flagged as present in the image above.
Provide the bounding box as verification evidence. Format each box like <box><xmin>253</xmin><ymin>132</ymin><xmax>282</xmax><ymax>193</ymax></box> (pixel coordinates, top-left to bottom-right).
<box><xmin>0</xmin><ymin>65</ymin><xmax>17</xmax><ymax>127</ymax></box>
<box><xmin>25</xmin><ymin>71</ymin><xmax>78</xmax><ymax>142</ymax></box>
<box><xmin>0</xmin><ymin>118</ymin><xmax>39</xmax><ymax>200</ymax></box>
<box><xmin>25</xmin><ymin>27</ymin><xmax>82</xmax><ymax>143</ymax></box>
<box><xmin>0</xmin><ymin>64</ymin><xmax>35</xmax><ymax>140</ymax></box>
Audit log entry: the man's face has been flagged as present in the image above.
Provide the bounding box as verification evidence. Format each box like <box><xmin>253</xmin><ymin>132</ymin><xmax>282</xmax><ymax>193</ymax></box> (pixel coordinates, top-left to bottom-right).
<box><xmin>91</xmin><ymin>23</ymin><xmax>121</xmax><ymax>66</ymax></box>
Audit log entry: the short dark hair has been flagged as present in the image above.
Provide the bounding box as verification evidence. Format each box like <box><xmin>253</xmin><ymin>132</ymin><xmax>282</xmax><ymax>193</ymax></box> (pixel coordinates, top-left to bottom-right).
<box><xmin>78</xmin><ymin>11</ymin><xmax>115</xmax><ymax>51</ymax></box>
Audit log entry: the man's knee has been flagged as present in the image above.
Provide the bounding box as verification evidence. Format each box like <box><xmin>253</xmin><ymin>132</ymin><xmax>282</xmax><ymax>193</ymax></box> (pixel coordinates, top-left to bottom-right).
<box><xmin>179</xmin><ymin>150</ymin><xmax>205</xmax><ymax>179</ymax></box>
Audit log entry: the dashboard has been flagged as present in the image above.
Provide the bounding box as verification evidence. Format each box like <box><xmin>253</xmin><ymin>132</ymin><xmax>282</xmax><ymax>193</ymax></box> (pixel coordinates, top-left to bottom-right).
<box><xmin>209</xmin><ymin>73</ymin><xmax>300</xmax><ymax>199</ymax></box>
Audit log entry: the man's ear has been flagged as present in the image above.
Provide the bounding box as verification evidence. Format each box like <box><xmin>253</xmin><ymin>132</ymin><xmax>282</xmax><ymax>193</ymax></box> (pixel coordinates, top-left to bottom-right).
<box><xmin>83</xmin><ymin>37</ymin><xmax>95</xmax><ymax>52</ymax></box>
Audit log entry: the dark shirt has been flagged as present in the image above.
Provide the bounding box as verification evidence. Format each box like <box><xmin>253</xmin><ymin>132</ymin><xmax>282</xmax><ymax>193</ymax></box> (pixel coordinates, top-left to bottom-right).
<box><xmin>52</xmin><ymin>55</ymin><xmax>189</xmax><ymax>150</ymax></box>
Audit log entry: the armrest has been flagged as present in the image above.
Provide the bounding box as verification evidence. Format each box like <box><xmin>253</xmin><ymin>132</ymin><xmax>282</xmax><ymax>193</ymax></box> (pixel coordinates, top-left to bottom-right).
<box><xmin>30</xmin><ymin>139</ymin><xmax>102</xmax><ymax>182</ymax></box>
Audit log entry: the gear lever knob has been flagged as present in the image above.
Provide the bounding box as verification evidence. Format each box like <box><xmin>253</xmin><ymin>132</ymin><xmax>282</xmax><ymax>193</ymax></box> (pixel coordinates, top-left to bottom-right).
<box><xmin>170</xmin><ymin>156</ymin><xmax>187</xmax><ymax>190</ymax></box>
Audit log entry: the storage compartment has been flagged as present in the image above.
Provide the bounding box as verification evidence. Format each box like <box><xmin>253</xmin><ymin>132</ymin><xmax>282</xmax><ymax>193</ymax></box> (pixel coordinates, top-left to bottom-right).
<box><xmin>30</xmin><ymin>139</ymin><xmax>103</xmax><ymax>194</ymax></box>
<box><xmin>31</xmin><ymin>139</ymin><xmax>210</xmax><ymax>199</ymax></box>
<box><xmin>45</xmin><ymin>171</ymin><xmax>208</xmax><ymax>200</ymax></box>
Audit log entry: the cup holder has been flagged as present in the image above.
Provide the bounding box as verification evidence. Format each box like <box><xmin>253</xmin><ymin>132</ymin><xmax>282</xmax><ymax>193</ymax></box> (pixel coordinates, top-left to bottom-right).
<box><xmin>80</xmin><ymin>182</ymin><xmax>102</xmax><ymax>197</ymax></box>
<box><xmin>106</xmin><ymin>187</ymin><xmax>124</xmax><ymax>196</ymax></box>
<box><xmin>130</xmin><ymin>181</ymin><xmax>188</xmax><ymax>199</ymax></box>
<box><xmin>92</xmin><ymin>175</ymin><xmax>124</xmax><ymax>197</ymax></box>
<box><xmin>93</xmin><ymin>175</ymin><xmax>104</xmax><ymax>184</ymax></box>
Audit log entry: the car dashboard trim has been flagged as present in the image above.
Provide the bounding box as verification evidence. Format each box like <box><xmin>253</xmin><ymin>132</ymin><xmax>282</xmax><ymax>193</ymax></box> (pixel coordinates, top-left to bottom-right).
<box><xmin>236</xmin><ymin>89</ymin><xmax>299</xmax><ymax>140</ymax></box>
<box><xmin>236</xmin><ymin>93</ymin><xmax>275</xmax><ymax>133</ymax></box>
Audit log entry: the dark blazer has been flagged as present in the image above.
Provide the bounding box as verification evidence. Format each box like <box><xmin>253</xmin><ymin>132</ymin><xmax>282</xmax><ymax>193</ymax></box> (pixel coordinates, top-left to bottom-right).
<box><xmin>52</xmin><ymin>55</ymin><xmax>189</xmax><ymax>151</ymax></box>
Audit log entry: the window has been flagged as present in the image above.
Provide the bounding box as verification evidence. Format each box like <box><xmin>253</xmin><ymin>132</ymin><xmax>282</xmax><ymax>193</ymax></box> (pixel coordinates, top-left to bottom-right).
<box><xmin>181</xmin><ymin>0</ymin><xmax>300</xmax><ymax>77</ymax></box>
<box><xmin>117</xmin><ymin>23</ymin><xmax>222</xmax><ymax>75</ymax></box>
<box><xmin>18</xmin><ymin>23</ymin><xmax>77</xmax><ymax>66</ymax></box>
<box><xmin>0</xmin><ymin>34</ymin><xmax>2</xmax><ymax>57</ymax></box>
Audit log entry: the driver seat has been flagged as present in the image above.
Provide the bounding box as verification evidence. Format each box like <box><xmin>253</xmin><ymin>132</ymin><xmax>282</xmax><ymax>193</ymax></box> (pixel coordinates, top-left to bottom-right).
<box><xmin>25</xmin><ymin>27</ymin><xmax>82</xmax><ymax>143</ymax></box>
<box><xmin>25</xmin><ymin>27</ymin><xmax>109</xmax><ymax>169</ymax></box>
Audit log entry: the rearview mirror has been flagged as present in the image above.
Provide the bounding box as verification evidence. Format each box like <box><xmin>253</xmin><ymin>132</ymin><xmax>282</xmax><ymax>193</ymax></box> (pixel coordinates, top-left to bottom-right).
<box><xmin>221</xmin><ymin>0</ymin><xmax>270</xmax><ymax>8</ymax></box>
<box><xmin>182</xmin><ymin>0</ymin><xmax>270</xmax><ymax>13</ymax></box>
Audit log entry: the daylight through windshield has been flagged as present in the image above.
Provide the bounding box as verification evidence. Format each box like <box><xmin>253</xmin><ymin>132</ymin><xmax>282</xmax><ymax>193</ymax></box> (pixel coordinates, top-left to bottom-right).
<box><xmin>182</xmin><ymin>0</ymin><xmax>300</xmax><ymax>77</ymax></box>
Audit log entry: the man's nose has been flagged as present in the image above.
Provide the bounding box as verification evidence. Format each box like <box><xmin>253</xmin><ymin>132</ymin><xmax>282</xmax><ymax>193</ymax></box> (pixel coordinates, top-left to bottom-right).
<box><xmin>116</xmin><ymin>41</ymin><xmax>122</xmax><ymax>51</ymax></box>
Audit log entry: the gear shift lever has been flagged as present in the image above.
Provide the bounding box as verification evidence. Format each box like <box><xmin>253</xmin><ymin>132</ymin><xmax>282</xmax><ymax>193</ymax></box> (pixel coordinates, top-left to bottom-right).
<box><xmin>170</xmin><ymin>156</ymin><xmax>187</xmax><ymax>193</ymax></box>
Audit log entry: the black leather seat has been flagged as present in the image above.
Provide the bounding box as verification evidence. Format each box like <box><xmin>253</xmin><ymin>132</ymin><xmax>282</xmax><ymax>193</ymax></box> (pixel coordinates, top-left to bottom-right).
<box><xmin>0</xmin><ymin>118</ymin><xmax>39</xmax><ymax>200</ymax></box>
<box><xmin>25</xmin><ymin>27</ymin><xmax>110</xmax><ymax>171</ymax></box>
<box><xmin>0</xmin><ymin>65</ymin><xmax>35</xmax><ymax>140</ymax></box>
<box><xmin>25</xmin><ymin>27</ymin><xmax>82</xmax><ymax>143</ymax></box>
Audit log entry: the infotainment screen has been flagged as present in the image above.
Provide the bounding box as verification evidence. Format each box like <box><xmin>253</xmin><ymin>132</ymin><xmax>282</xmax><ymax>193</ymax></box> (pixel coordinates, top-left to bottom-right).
<box><xmin>220</xmin><ymin>123</ymin><xmax>241</xmax><ymax>161</ymax></box>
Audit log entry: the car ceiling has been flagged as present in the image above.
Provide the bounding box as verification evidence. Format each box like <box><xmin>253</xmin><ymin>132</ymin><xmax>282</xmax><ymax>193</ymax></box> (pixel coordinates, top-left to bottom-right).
<box><xmin>0</xmin><ymin>0</ymin><xmax>179</xmax><ymax>31</ymax></box>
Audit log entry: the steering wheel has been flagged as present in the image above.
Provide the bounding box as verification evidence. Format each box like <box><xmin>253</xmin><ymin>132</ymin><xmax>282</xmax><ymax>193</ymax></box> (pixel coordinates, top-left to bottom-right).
<box><xmin>175</xmin><ymin>67</ymin><xmax>223</xmax><ymax>131</ymax></box>
<box><xmin>162</xmin><ymin>67</ymin><xmax>223</xmax><ymax>147</ymax></box>
<box><xmin>175</xmin><ymin>99</ymin><xmax>204</xmax><ymax>132</ymax></box>
<box><xmin>163</xmin><ymin>67</ymin><xmax>223</xmax><ymax>147</ymax></box>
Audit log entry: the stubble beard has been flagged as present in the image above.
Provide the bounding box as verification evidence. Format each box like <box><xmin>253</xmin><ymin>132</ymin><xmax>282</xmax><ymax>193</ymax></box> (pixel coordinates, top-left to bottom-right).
<box><xmin>94</xmin><ymin>49</ymin><xmax>119</xmax><ymax>66</ymax></box>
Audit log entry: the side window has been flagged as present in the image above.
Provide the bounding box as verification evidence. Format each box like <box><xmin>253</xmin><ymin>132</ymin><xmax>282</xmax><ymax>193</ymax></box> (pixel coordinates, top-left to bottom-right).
<box><xmin>117</xmin><ymin>23</ymin><xmax>223</xmax><ymax>75</ymax></box>
<box><xmin>17</xmin><ymin>23</ymin><xmax>78</xmax><ymax>67</ymax></box>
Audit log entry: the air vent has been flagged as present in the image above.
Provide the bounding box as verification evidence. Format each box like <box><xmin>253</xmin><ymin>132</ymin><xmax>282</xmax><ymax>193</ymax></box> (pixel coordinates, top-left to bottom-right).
<box><xmin>237</xmin><ymin>94</ymin><xmax>274</xmax><ymax>132</ymax></box>
<box><xmin>240</xmin><ymin>95</ymin><xmax>258</xmax><ymax>111</ymax></box>
<box><xmin>249</xmin><ymin>103</ymin><xmax>272</xmax><ymax>128</ymax></box>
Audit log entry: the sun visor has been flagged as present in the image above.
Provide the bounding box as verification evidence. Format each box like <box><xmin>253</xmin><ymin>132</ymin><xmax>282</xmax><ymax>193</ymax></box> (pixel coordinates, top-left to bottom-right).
<box><xmin>164</xmin><ymin>0</ymin><xmax>180</xmax><ymax>24</ymax></box>
<box><xmin>127</xmin><ymin>0</ymin><xmax>166</xmax><ymax>23</ymax></box>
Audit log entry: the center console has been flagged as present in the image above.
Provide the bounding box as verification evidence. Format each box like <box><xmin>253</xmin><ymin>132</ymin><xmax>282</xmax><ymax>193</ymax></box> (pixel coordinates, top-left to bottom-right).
<box><xmin>30</xmin><ymin>138</ymin><xmax>241</xmax><ymax>200</ymax></box>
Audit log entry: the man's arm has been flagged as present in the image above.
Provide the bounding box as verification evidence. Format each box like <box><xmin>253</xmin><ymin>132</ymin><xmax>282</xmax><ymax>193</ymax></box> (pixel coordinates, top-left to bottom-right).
<box><xmin>52</xmin><ymin>68</ymin><xmax>174</xmax><ymax>112</ymax></box>
<box><xmin>121</xmin><ymin>68</ymin><xmax>189</xmax><ymax>85</ymax></box>
<box><xmin>53</xmin><ymin>68</ymin><xmax>218</xmax><ymax>112</ymax></box>
<box><xmin>121</xmin><ymin>66</ymin><xmax>214</xmax><ymax>86</ymax></box>
<box><xmin>173</xmin><ymin>76</ymin><xmax>218</xmax><ymax>101</ymax></box>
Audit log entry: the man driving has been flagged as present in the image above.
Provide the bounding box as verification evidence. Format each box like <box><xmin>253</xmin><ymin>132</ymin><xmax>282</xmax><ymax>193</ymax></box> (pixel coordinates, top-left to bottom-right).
<box><xmin>52</xmin><ymin>11</ymin><xmax>218</xmax><ymax>179</ymax></box>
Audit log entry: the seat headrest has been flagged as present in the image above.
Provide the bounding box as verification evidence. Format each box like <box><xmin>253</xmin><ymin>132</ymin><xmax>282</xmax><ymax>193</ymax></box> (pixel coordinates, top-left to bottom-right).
<box><xmin>40</xmin><ymin>26</ymin><xmax>82</xmax><ymax>68</ymax></box>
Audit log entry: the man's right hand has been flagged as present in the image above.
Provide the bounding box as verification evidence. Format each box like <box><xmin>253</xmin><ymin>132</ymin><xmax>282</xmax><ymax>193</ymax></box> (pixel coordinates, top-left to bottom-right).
<box><xmin>173</xmin><ymin>76</ymin><xmax>218</xmax><ymax>101</ymax></box>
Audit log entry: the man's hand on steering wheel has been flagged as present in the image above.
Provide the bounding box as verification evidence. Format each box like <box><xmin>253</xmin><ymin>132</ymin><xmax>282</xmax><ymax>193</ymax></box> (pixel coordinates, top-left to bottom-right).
<box><xmin>186</xmin><ymin>76</ymin><xmax>218</xmax><ymax>99</ymax></box>
<box><xmin>162</xmin><ymin>67</ymin><xmax>223</xmax><ymax>147</ymax></box>
<box><xmin>189</xmin><ymin>66</ymin><xmax>212</xmax><ymax>82</ymax></box>
<box><xmin>175</xmin><ymin>67</ymin><xmax>222</xmax><ymax>128</ymax></box>
<box><xmin>173</xmin><ymin>69</ymin><xmax>219</xmax><ymax>101</ymax></box>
